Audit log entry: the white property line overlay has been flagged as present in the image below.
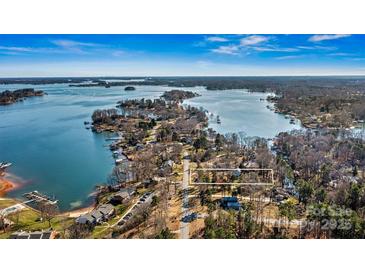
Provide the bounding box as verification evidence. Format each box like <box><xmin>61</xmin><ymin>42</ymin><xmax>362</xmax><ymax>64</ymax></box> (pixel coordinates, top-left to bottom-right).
<box><xmin>189</xmin><ymin>168</ymin><xmax>274</xmax><ymax>186</ymax></box>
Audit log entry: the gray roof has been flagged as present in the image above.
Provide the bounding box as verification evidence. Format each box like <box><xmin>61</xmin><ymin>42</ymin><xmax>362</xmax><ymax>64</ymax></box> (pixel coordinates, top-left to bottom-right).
<box><xmin>9</xmin><ymin>229</ymin><xmax>54</xmax><ymax>239</ymax></box>
<box><xmin>98</xmin><ymin>204</ymin><xmax>115</xmax><ymax>215</ymax></box>
<box><xmin>91</xmin><ymin>210</ymin><xmax>103</xmax><ymax>220</ymax></box>
<box><xmin>76</xmin><ymin>213</ymin><xmax>95</xmax><ymax>224</ymax></box>
<box><xmin>163</xmin><ymin>160</ymin><xmax>174</xmax><ymax>167</ymax></box>
<box><xmin>17</xmin><ymin>234</ymin><xmax>31</xmax><ymax>239</ymax></box>
<box><xmin>29</xmin><ymin>232</ymin><xmax>43</xmax><ymax>239</ymax></box>
<box><xmin>9</xmin><ymin>232</ymin><xmax>22</xmax><ymax>239</ymax></box>
<box><xmin>116</xmin><ymin>188</ymin><xmax>135</xmax><ymax>196</ymax></box>
<box><xmin>41</xmin><ymin>232</ymin><xmax>52</xmax><ymax>239</ymax></box>
<box><xmin>114</xmin><ymin>192</ymin><xmax>130</xmax><ymax>199</ymax></box>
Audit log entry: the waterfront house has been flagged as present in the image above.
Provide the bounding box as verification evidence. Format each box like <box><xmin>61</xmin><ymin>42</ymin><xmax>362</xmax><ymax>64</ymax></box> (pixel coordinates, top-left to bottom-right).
<box><xmin>98</xmin><ymin>204</ymin><xmax>115</xmax><ymax>219</ymax></box>
<box><xmin>76</xmin><ymin>204</ymin><xmax>115</xmax><ymax>225</ymax></box>
<box><xmin>76</xmin><ymin>213</ymin><xmax>96</xmax><ymax>225</ymax></box>
<box><xmin>109</xmin><ymin>188</ymin><xmax>135</xmax><ymax>205</ymax></box>
<box><xmin>91</xmin><ymin>210</ymin><xmax>104</xmax><ymax>223</ymax></box>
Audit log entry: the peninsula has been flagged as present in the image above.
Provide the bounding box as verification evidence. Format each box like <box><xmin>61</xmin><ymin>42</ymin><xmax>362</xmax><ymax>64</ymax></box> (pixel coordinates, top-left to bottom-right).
<box><xmin>0</xmin><ymin>88</ymin><xmax>45</xmax><ymax>105</ymax></box>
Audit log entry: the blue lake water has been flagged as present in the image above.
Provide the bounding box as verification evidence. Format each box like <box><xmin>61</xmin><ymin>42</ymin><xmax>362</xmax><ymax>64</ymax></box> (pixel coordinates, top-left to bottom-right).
<box><xmin>0</xmin><ymin>84</ymin><xmax>300</xmax><ymax>210</ymax></box>
<box><xmin>185</xmin><ymin>89</ymin><xmax>301</xmax><ymax>138</ymax></box>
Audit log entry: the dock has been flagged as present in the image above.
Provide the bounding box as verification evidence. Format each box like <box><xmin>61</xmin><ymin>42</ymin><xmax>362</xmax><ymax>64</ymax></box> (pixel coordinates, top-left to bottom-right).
<box><xmin>23</xmin><ymin>191</ymin><xmax>58</xmax><ymax>205</ymax></box>
<box><xmin>106</xmin><ymin>137</ymin><xmax>124</xmax><ymax>141</ymax></box>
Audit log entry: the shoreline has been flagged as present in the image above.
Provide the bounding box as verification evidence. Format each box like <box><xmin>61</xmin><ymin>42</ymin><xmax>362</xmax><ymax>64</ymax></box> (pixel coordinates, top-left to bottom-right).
<box><xmin>0</xmin><ymin>174</ymin><xmax>19</xmax><ymax>197</ymax></box>
<box><xmin>0</xmin><ymin>173</ymin><xmax>94</xmax><ymax>218</ymax></box>
<box><xmin>60</xmin><ymin>205</ymin><xmax>95</xmax><ymax>218</ymax></box>
<box><xmin>0</xmin><ymin>171</ymin><xmax>96</xmax><ymax>215</ymax></box>
<box><xmin>268</xmin><ymin>101</ymin><xmax>362</xmax><ymax>130</ymax></box>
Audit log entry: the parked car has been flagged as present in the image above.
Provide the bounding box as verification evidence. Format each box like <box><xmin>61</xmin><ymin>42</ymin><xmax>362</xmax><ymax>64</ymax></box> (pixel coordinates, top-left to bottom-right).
<box><xmin>181</xmin><ymin>212</ymin><xmax>198</xmax><ymax>223</ymax></box>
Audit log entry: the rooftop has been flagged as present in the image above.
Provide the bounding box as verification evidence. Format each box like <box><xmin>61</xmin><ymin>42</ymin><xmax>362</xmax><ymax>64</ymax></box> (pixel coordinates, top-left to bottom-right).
<box><xmin>9</xmin><ymin>229</ymin><xmax>55</xmax><ymax>239</ymax></box>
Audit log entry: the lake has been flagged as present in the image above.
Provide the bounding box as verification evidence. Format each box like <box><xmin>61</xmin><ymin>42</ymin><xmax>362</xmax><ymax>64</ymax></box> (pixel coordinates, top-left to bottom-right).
<box><xmin>0</xmin><ymin>84</ymin><xmax>300</xmax><ymax>210</ymax></box>
<box><xmin>185</xmin><ymin>89</ymin><xmax>301</xmax><ymax>138</ymax></box>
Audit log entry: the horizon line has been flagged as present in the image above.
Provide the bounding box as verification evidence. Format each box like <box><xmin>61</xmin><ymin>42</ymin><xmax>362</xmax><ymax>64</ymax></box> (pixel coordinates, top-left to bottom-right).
<box><xmin>1</xmin><ymin>74</ymin><xmax>365</xmax><ymax>79</ymax></box>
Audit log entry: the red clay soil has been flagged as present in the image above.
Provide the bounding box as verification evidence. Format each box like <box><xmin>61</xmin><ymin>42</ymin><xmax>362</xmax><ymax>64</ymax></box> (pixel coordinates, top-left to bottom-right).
<box><xmin>0</xmin><ymin>177</ymin><xmax>17</xmax><ymax>197</ymax></box>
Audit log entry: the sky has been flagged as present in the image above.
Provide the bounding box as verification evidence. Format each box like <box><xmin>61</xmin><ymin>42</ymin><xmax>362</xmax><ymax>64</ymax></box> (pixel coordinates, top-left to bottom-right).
<box><xmin>0</xmin><ymin>34</ymin><xmax>365</xmax><ymax>77</ymax></box>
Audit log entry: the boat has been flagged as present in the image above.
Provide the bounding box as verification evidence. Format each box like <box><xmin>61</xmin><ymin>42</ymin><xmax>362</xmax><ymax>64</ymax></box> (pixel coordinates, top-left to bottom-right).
<box><xmin>216</xmin><ymin>115</ymin><xmax>221</xmax><ymax>124</ymax></box>
<box><xmin>0</xmin><ymin>162</ymin><xmax>12</xmax><ymax>169</ymax></box>
<box><xmin>112</xmin><ymin>149</ymin><xmax>124</xmax><ymax>158</ymax></box>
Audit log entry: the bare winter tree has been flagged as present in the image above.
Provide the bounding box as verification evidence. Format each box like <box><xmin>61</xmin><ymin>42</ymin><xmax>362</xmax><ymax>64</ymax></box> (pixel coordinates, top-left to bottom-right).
<box><xmin>38</xmin><ymin>202</ymin><xmax>59</xmax><ymax>228</ymax></box>
<box><xmin>66</xmin><ymin>223</ymin><xmax>92</xmax><ymax>239</ymax></box>
<box><xmin>0</xmin><ymin>212</ymin><xmax>7</xmax><ymax>233</ymax></box>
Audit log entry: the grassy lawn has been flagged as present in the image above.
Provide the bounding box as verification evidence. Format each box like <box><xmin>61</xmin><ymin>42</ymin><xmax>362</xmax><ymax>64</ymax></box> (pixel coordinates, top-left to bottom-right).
<box><xmin>0</xmin><ymin>203</ymin><xmax>75</xmax><ymax>239</ymax></box>
<box><xmin>92</xmin><ymin>216</ymin><xmax>119</xmax><ymax>239</ymax></box>
<box><xmin>92</xmin><ymin>225</ymin><xmax>110</xmax><ymax>238</ymax></box>
<box><xmin>0</xmin><ymin>199</ymin><xmax>17</xmax><ymax>209</ymax></box>
<box><xmin>92</xmin><ymin>204</ymin><xmax>128</xmax><ymax>239</ymax></box>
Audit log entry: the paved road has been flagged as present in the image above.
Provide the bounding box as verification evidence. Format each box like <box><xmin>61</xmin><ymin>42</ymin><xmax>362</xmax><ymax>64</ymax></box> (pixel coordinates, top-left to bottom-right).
<box><xmin>180</xmin><ymin>153</ymin><xmax>190</xmax><ymax>239</ymax></box>
<box><xmin>111</xmin><ymin>200</ymin><xmax>138</xmax><ymax>228</ymax></box>
<box><xmin>98</xmin><ymin>195</ymin><xmax>144</xmax><ymax>234</ymax></box>
<box><xmin>111</xmin><ymin>193</ymin><xmax>153</xmax><ymax>229</ymax></box>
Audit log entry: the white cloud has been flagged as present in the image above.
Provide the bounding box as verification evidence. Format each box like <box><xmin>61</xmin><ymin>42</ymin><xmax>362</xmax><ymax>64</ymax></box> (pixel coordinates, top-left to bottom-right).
<box><xmin>328</xmin><ymin>52</ymin><xmax>354</xmax><ymax>56</ymax></box>
<box><xmin>206</xmin><ymin>36</ymin><xmax>228</xmax><ymax>42</ymax></box>
<box><xmin>0</xmin><ymin>46</ymin><xmax>34</xmax><ymax>52</ymax></box>
<box><xmin>211</xmin><ymin>45</ymin><xmax>239</xmax><ymax>55</ymax></box>
<box><xmin>52</xmin><ymin>39</ymin><xmax>99</xmax><ymax>48</ymax></box>
<box><xmin>0</xmin><ymin>45</ymin><xmax>64</xmax><ymax>55</ymax></box>
<box><xmin>51</xmin><ymin>39</ymin><xmax>100</xmax><ymax>54</ymax></box>
<box><xmin>297</xmin><ymin>45</ymin><xmax>336</xmax><ymax>50</ymax></box>
<box><xmin>252</xmin><ymin>46</ymin><xmax>298</xmax><ymax>52</ymax></box>
<box><xmin>240</xmin><ymin>35</ymin><xmax>269</xmax><ymax>46</ymax></box>
<box><xmin>211</xmin><ymin>35</ymin><xmax>272</xmax><ymax>55</ymax></box>
<box><xmin>308</xmin><ymin>34</ymin><xmax>351</xmax><ymax>42</ymax></box>
<box><xmin>0</xmin><ymin>39</ymin><xmax>127</xmax><ymax>57</ymax></box>
<box><xmin>275</xmin><ymin>55</ymin><xmax>302</xmax><ymax>60</ymax></box>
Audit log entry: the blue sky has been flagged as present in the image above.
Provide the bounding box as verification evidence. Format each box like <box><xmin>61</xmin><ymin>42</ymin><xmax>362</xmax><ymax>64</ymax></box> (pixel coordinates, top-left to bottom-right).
<box><xmin>0</xmin><ymin>34</ymin><xmax>364</xmax><ymax>77</ymax></box>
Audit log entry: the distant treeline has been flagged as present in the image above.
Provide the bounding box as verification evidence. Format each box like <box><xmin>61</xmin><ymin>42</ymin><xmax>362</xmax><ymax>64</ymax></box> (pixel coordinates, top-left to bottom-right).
<box><xmin>2</xmin><ymin>76</ymin><xmax>365</xmax><ymax>91</ymax></box>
